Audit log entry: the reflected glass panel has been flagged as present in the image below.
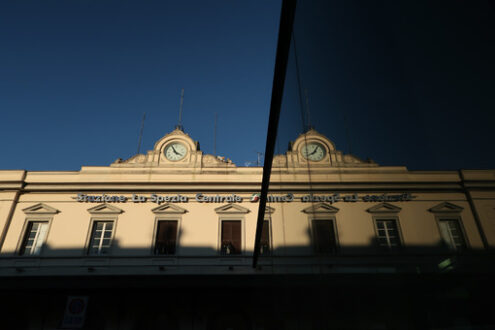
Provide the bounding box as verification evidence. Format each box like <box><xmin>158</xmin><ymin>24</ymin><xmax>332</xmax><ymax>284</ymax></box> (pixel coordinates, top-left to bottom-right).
<box><xmin>264</xmin><ymin>0</ymin><xmax>493</xmax><ymax>270</ymax></box>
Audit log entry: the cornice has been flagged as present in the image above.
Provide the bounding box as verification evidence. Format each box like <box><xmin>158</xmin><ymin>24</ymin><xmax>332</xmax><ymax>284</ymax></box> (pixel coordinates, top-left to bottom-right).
<box><xmin>19</xmin><ymin>182</ymin><xmax>468</xmax><ymax>194</ymax></box>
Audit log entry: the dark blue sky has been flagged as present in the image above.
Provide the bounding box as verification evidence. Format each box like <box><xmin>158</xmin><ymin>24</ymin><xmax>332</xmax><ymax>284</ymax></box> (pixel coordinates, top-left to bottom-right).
<box><xmin>2</xmin><ymin>1</ymin><xmax>494</xmax><ymax>172</ymax></box>
<box><xmin>0</xmin><ymin>1</ymin><xmax>281</xmax><ymax>170</ymax></box>
<box><xmin>276</xmin><ymin>0</ymin><xmax>495</xmax><ymax>171</ymax></box>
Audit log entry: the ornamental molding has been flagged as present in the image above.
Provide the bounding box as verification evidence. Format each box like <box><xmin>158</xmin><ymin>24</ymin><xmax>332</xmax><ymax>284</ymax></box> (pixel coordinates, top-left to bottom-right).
<box><xmin>87</xmin><ymin>204</ymin><xmax>124</xmax><ymax>215</ymax></box>
<box><xmin>301</xmin><ymin>203</ymin><xmax>339</xmax><ymax>214</ymax></box>
<box><xmin>202</xmin><ymin>154</ymin><xmax>235</xmax><ymax>167</ymax></box>
<box><xmin>153</xmin><ymin>128</ymin><xmax>198</xmax><ymax>153</ymax></box>
<box><xmin>151</xmin><ymin>203</ymin><xmax>188</xmax><ymax>214</ymax></box>
<box><xmin>22</xmin><ymin>203</ymin><xmax>60</xmax><ymax>215</ymax></box>
<box><xmin>286</xmin><ymin>129</ymin><xmax>378</xmax><ymax>168</ymax></box>
<box><xmin>215</xmin><ymin>203</ymin><xmax>250</xmax><ymax>214</ymax></box>
<box><xmin>366</xmin><ymin>203</ymin><xmax>401</xmax><ymax>214</ymax></box>
<box><xmin>428</xmin><ymin>202</ymin><xmax>463</xmax><ymax>214</ymax></box>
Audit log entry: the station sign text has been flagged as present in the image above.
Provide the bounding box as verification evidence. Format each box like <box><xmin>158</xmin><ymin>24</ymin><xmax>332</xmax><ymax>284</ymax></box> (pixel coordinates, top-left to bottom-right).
<box><xmin>75</xmin><ymin>193</ymin><xmax>413</xmax><ymax>204</ymax></box>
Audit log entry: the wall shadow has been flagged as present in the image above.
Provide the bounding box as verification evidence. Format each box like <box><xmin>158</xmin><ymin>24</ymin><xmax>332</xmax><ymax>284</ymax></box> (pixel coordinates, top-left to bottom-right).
<box><xmin>2</xmin><ymin>213</ymin><xmax>495</xmax><ymax>328</ymax></box>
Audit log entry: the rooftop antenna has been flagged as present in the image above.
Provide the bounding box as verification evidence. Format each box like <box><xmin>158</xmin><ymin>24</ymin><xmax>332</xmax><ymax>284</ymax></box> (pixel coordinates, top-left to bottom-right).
<box><xmin>304</xmin><ymin>88</ymin><xmax>312</xmax><ymax>131</ymax></box>
<box><xmin>176</xmin><ymin>88</ymin><xmax>184</xmax><ymax>131</ymax></box>
<box><xmin>214</xmin><ymin>112</ymin><xmax>218</xmax><ymax>156</ymax></box>
<box><xmin>136</xmin><ymin>112</ymin><xmax>146</xmax><ymax>154</ymax></box>
<box><xmin>344</xmin><ymin>113</ymin><xmax>352</xmax><ymax>155</ymax></box>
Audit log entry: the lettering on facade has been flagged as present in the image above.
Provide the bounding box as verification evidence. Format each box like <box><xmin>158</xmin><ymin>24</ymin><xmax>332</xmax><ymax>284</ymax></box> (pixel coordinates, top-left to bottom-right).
<box><xmin>76</xmin><ymin>194</ymin><xmax>128</xmax><ymax>203</ymax></box>
<box><xmin>76</xmin><ymin>193</ymin><xmax>189</xmax><ymax>204</ymax></box>
<box><xmin>362</xmin><ymin>193</ymin><xmax>413</xmax><ymax>202</ymax></box>
<box><xmin>195</xmin><ymin>194</ymin><xmax>242</xmax><ymax>203</ymax></box>
<box><xmin>301</xmin><ymin>193</ymin><xmax>412</xmax><ymax>203</ymax></box>
<box><xmin>267</xmin><ymin>193</ymin><xmax>294</xmax><ymax>202</ymax></box>
<box><xmin>75</xmin><ymin>192</ymin><xmax>413</xmax><ymax>204</ymax></box>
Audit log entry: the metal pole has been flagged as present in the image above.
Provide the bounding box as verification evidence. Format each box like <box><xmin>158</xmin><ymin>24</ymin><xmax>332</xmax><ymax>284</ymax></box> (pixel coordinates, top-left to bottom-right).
<box><xmin>177</xmin><ymin>88</ymin><xmax>184</xmax><ymax>130</ymax></box>
<box><xmin>214</xmin><ymin>112</ymin><xmax>217</xmax><ymax>156</ymax></box>
<box><xmin>253</xmin><ymin>0</ymin><xmax>297</xmax><ymax>268</ymax></box>
<box><xmin>137</xmin><ymin>113</ymin><xmax>146</xmax><ymax>154</ymax></box>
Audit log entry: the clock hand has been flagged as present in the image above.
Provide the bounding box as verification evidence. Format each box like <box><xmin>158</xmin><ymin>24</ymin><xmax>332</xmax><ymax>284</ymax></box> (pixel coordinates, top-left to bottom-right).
<box><xmin>171</xmin><ymin>146</ymin><xmax>181</xmax><ymax>155</ymax></box>
<box><xmin>309</xmin><ymin>146</ymin><xmax>318</xmax><ymax>156</ymax></box>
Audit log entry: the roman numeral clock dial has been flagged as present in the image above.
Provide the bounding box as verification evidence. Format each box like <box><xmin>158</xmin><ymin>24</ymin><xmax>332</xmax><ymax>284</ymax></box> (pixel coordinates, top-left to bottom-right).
<box><xmin>164</xmin><ymin>142</ymin><xmax>187</xmax><ymax>161</ymax></box>
<box><xmin>301</xmin><ymin>142</ymin><xmax>326</xmax><ymax>161</ymax></box>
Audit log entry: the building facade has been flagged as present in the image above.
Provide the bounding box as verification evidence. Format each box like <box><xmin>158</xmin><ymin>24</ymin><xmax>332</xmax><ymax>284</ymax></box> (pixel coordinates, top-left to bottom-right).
<box><xmin>1</xmin><ymin>128</ymin><xmax>494</xmax><ymax>329</ymax></box>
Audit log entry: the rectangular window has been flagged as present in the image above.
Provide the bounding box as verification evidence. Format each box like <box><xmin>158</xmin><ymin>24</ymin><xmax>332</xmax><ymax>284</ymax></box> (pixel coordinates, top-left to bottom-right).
<box><xmin>438</xmin><ymin>219</ymin><xmax>466</xmax><ymax>251</ymax></box>
<box><xmin>312</xmin><ymin>219</ymin><xmax>337</xmax><ymax>254</ymax></box>
<box><xmin>221</xmin><ymin>220</ymin><xmax>242</xmax><ymax>255</ymax></box>
<box><xmin>88</xmin><ymin>221</ymin><xmax>114</xmax><ymax>256</ymax></box>
<box><xmin>20</xmin><ymin>221</ymin><xmax>49</xmax><ymax>256</ymax></box>
<box><xmin>375</xmin><ymin>219</ymin><xmax>402</xmax><ymax>249</ymax></box>
<box><xmin>260</xmin><ymin>220</ymin><xmax>271</xmax><ymax>256</ymax></box>
<box><xmin>155</xmin><ymin>220</ymin><xmax>178</xmax><ymax>255</ymax></box>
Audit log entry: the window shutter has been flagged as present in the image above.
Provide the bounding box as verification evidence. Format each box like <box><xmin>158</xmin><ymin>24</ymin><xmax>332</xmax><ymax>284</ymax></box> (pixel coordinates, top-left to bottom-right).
<box><xmin>261</xmin><ymin>221</ymin><xmax>269</xmax><ymax>244</ymax></box>
<box><xmin>313</xmin><ymin>220</ymin><xmax>336</xmax><ymax>253</ymax></box>
<box><xmin>439</xmin><ymin>219</ymin><xmax>466</xmax><ymax>251</ymax></box>
<box><xmin>32</xmin><ymin>223</ymin><xmax>49</xmax><ymax>256</ymax></box>
<box><xmin>231</xmin><ymin>221</ymin><xmax>241</xmax><ymax>253</ymax></box>
<box><xmin>156</xmin><ymin>221</ymin><xmax>178</xmax><ymax>255</ymax></box>
<box><xmin>222</xmin><ymin>221</ymin><xmax>241</xmax><ymax>255</ymax></box>
<box><xmin>20</xmin><ymin>222</ymin><xmax>50</xmax><ymax>256</ymax></box>
<box><xmin>221</xmin><ymin>221</ymin><xmax>232</xmax><ymax>242</ymax></box>
<box><xmin>20</xmin><ymin>222</ymin><xmax>34</xmax><ymax>255</ymax></box>
<box><xmin>260</xmin><ymin>220</ymin><xmax>271</xmax><ymax>255</ymax></box>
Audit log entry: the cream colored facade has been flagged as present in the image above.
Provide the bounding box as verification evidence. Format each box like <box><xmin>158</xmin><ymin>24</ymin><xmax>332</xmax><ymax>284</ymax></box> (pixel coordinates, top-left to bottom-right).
<box><xmin>0</xmin><ymin>128</ymin><xmax>494</xmax><ymax>277</ymax></box>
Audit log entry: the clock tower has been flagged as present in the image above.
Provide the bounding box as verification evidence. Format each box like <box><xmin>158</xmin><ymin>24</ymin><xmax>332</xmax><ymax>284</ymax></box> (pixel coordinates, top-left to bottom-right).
<box><xmin>111</xmin><ymin>128</ymin><xmax>235</xmax><ymax>169</ymax></box>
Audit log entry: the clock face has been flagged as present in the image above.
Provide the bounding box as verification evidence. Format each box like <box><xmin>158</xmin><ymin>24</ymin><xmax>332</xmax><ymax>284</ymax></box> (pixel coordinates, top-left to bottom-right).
<box><xmin>164</xmin><ymin>142</ymin><xmax>187</xmax><ymax>161</ymax></box>
<box><xmin>301</xmin><ymin>142</ymin><xmax>326</xmax><ymax>161</ymax></box>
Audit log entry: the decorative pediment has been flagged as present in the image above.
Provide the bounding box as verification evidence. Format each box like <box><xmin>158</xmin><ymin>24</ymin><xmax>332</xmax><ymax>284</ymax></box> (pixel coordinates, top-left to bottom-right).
<box><xmin>272</xmin><ymin>154</ymin><xmax>287</xmax><ymax>168</ymax></box>
<box><xmin>285</xmin><ymin>129</ymin><xmax>379</xmax><ymax>168</ymax></box>
<box><xmin>215</xmin><ymin>203</ymin><xmax>250</xmax><ymax>214</ymax></box>
<box><xmin>87</xmin><ymin>204</ymin><xmax>124</xmax><ymax>214</ymax></box>
<box><xmin>429</xmin><ymin>202</ymin><xmax>463</xmax><ymax>214</ymax></box>
<box><xmin>302</xmin><ymin>203</ymin><xmax>339</xmax><ymax>214</ymax></box>
<box><xmin>111</xmin><ymin>128</ymin><xmax>207</xmax><ymax>168</ymax></box>
<box><xmin>291</xmin><ymin>129</ymin><xmax>337</xmax><ymax>153</ymax></box>
<box><xmin>202</xmin><ymin>154</ymin><xmax>235</xmax><ymax>167</ymax></box>
<box><xmin>22</xmin><ymin>203</ymin><xmax>59</xmax><ymax>215</ymax></box>
<box><xmin>112</xmin><ymin>153</ymin><xmax>147</xmax><ymax>165</ymax></box>
<box><xmin>153</xmin><ymin>128</ymin><xmax>199</xmax><ymax>153</ymax></box>
<box><xmin>151</xmin><ymin>203</ymin><xmax>188</xmax><ymax>214</ymax></box>
<box><xmin>366</xmin><ymin>203</ymin><xmax>401</xmax><ymax>214</ymax></box>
